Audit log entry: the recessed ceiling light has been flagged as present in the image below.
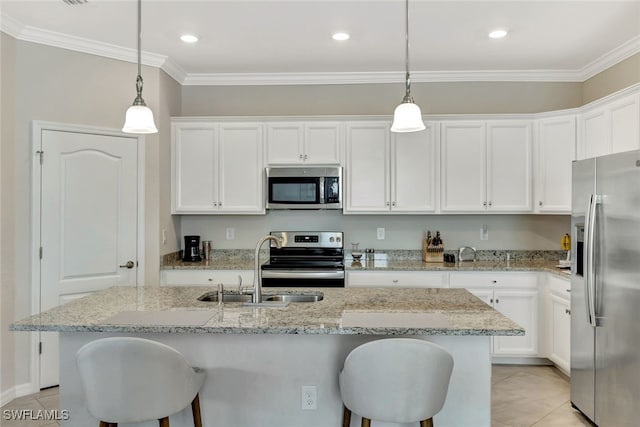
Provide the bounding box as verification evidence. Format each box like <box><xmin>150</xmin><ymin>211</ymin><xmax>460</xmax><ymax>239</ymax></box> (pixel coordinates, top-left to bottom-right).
<box><xmin>332</xmin><ymin>32</ymin><xmax>350</xmax><ymax>41</ymax></box>
<box><xmin>488</xmin><ymin>29</ymin><xmax>508</xmax><ymax>39</ymax></box>
<box><xmin>180</xmin><ymin>34</ymin><xmax>198</xmax><ymax>43</ymax></box>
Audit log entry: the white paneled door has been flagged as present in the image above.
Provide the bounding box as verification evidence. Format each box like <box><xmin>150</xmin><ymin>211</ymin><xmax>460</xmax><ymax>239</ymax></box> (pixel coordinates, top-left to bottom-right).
<box><xmin>38</xmin><ymin>129</ymin><xmax>139</xmax><ymax>388</ymax></box>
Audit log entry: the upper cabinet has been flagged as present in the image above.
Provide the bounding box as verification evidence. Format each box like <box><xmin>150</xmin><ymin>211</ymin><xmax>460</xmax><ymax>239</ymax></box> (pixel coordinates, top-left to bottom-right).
<box><xmin>344</xmin><ymin>121</ymin><xmax>437</xmax><ymax>213</ymax></box>
<box><xmin>266</xmin><ymin>121</ymin><xmax>342</xmax><ymax>165</ymax></box>
<box><xmin>578</xmin><ymin>92</ymin><xmax>640</xmax><ymax>160</ymax></box>
<box><xmin>441</xmin><ymin>121</ymin><xmax>532</xmax><ymax>213</ymax></box>
<box><xmin>172</xmin><ymin>121</ymin><xmax>265</xmax><ymax>214</ymax></box>
<box><xmin>535</xmin><ymin>115</ymin><xmax>576</xmax><ymax>213</ymax></box>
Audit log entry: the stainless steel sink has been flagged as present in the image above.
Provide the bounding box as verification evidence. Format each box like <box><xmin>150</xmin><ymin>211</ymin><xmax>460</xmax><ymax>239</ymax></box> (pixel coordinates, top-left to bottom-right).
<box><xmin>197</xmin><ymin>292</ymin><xmax>323</xmax><ymax>303</ymax></box>
<box><xmin>197</xmin><ymin>292</ymin><xmax>252</xmax><ymax>303</ymax></box>
<box><xmin>262</xmin><ymin>294</ymin><xmax>323</xmax><ymax>303</ymax></box>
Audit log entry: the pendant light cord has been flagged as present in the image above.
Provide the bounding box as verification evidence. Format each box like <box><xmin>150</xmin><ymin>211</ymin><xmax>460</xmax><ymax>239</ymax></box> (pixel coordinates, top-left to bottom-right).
<box><xmin>132</xmin><ymin>0</ymin><xmax>146</xmax><ymax>106</ymax></box>
<box><xmin>403</xmin><ymin>0</ymin><xmax>413</xmax><ymax>103</ymax></box>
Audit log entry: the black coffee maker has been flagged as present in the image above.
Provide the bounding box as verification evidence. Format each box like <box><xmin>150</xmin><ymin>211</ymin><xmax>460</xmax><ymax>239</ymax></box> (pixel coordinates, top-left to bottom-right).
<box><xmin>183</xmin><ymin>235</ymin><xmax>202</xmax><ymax>262</ymax></box>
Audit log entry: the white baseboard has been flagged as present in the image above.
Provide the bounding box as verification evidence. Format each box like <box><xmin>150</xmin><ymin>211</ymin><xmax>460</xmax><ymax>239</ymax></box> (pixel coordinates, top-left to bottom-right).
<box><xmin>1</xmin><ymin>382</ymin><xmax>39</xmax><ymax>407</ymax></box>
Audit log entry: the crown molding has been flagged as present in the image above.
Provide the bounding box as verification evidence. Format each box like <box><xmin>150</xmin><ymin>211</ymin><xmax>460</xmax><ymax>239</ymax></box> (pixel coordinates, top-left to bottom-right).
<box><xmin>2</xmin><ymin>12</ymin><xmax>638</xmax><ymax>86</ymax></box>
<box><xmin>579</xmin><ymin>35</ymin><xmax>640</xmax><ymax>81</ymax></box>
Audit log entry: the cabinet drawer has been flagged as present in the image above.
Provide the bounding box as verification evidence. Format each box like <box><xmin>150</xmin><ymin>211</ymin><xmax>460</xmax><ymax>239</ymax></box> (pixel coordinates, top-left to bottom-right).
<box><xmin>161</xmin><ymin>270</ymin><xmax>253</xmax><ymax>286</ymax></box>
<box><xmin>548</xmin><ymin>274</ymin><xmax>571</xmax><ymax>302</ymax></box>
<box><xmin>347</xmin><ymin>271</ymin><xmax>448</xmax><ymax>288</ymax></box>
<box><xmin>449</xmin><ymin>271</ymin><xmax>538</xmax><ymax>289</ymax></box>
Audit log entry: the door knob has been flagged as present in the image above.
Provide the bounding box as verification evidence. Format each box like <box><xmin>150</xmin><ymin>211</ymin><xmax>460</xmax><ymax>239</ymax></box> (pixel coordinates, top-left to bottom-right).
<box><xmin>119</xmin><ymin>261</ymin><xmax>135</xmax><ymax>269</ymax></box>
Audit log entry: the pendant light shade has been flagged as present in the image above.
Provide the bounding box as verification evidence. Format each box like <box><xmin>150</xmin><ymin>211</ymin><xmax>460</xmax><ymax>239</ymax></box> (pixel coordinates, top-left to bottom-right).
<box><xmin>390</xmin><ymin>0</ymin><xmax>425</xmax><ymax>133</ymax></box>
<box><xmin>122</xmin><ymin>0</ymin><xmax>157</xmax><ymax>134</ymax></box>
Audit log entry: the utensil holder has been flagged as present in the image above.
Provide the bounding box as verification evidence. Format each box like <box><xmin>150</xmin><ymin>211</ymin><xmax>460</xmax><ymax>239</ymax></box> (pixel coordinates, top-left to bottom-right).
<box><xmin>422</xmin><ymin>239</ymin><xmax>444</xmax><ymax>263</ymax></box>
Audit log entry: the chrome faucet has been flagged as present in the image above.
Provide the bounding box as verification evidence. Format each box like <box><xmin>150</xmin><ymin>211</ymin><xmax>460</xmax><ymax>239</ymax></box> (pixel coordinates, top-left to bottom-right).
<box><xmin>245</xmin><ymin>235</ymin><xmax>282</xmax><ymax>304</ymax></box>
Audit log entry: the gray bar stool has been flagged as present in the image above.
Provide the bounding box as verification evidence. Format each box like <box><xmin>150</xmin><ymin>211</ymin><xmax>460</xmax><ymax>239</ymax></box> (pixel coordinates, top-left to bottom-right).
<box><xmin>76</xmin><ymin>337</ymin><xmax>206</xmax><ymax>427</ymax></box>
<box><xmin>339</xmin><ymin>338</ymin><xmax>454</xmax><ymax>427</ymax></box>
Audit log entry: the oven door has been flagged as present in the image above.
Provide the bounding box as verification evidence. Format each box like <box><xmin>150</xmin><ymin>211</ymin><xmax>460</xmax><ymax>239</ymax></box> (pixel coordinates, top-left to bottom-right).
<box><xmin>267</xmin><ymin>176</ymin><xmax>323</xmax><ymax>209</ymax></box>
<box><xmin>261</xmin><ymin>269</ymin><xmax>345</xmax><ymax>288</ymax></box>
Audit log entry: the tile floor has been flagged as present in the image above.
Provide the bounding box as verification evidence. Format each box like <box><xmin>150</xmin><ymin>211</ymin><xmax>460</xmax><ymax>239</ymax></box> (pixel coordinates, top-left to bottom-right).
<box><xmin>2</xmin><ymin>365</ymin><xmax>593</xmax><ymax>426</ymax></box>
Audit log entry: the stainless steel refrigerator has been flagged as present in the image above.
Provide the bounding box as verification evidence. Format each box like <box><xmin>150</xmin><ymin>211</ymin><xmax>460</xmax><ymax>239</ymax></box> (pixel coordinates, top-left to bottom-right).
<box><xmin>571</xmin><ymin>149</ymin><xmax>640</xmax><ymax>426</ymax></box>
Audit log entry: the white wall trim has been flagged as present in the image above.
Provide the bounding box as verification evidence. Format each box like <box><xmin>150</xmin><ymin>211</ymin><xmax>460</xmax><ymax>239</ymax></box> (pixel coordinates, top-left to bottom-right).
<box><xmin>30</xmin><ymin>121</ymin><xmax>146</xmax><ymax>390</ymax></box>
<box><xmin>0</xmin><ymin>383</ymin><xmax>38</xmax><ymax>407</ymax></box>
<box><xmin>2</xmin><ymin>12</ymin><xmax>638</xmax><ymax>86</ymax></box>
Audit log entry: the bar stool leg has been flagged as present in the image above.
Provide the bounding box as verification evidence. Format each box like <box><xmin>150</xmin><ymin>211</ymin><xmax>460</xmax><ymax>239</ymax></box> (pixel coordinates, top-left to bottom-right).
<box><xmin>361</xmin><ymin>417</ymin><xmax>371</xmax><ymax>427</ymax></box>
<box><xmin>191</xmin><ymin>393</ymin><xmax>203</xmax><ymax>427</ymax></box>
<box><xmin>342</xmin><ymin>405</ymin><xmax>351</xmax><ymax>427</ymax></box>
<box><xmin>420</xmin><ymin>418</ymin><xmax>434</xmax><ymax>427</ymax></box>
<box><xmin>158</xmin><ymin>417</ymin><xmax>170</xmax><ymax>427</ymax></box>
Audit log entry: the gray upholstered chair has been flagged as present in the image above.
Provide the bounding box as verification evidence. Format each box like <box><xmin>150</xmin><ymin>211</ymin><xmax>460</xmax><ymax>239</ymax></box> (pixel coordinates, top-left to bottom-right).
<box><xmin>339</xmin><ymin>338</ymin><xmax>454</xmax><ymax>427</ymax></box>
<box><xmin>76</xmin><ymin>337</ymin><xmax>206</xmax><ymax>427</ymax></box>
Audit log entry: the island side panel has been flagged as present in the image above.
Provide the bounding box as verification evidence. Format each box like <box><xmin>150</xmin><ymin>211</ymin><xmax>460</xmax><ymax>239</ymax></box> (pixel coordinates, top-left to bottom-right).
<box><xmin>60</xmin><ymin>332</ymin><xmax>491</xmax><ymax>427</ymax></box>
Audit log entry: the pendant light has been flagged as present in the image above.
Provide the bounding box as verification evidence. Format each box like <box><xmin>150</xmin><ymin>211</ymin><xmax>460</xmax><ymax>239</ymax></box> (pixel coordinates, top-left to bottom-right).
<box><xmin>122</xmin><ymin>0</ymin><xmax>158</xmax><ymax>134</ymax></box>
<box><xmin>390</xmin><ymin>0</ymin><xmax>425</xmax><ymax>133</ymax></box>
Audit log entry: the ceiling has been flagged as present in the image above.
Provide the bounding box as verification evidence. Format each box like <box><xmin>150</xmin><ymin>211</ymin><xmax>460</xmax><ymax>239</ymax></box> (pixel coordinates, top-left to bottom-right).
<box><xmin>1</xmin><ymin>0</ymin><xmax>639</xmax><ymax>85</ymax></box>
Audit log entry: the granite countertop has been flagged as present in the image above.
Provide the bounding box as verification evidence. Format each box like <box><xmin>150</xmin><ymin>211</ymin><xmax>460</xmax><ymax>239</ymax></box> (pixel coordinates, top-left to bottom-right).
<box><xmin>10</xmin><ymin>286</ymin><xmax>523</xmax><ymax>337</ymax></box>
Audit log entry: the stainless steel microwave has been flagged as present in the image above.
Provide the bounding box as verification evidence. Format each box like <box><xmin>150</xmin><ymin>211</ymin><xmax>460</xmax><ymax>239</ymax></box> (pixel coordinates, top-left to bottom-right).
<box><xmin>266</xmin><ymin>167</ymin><xmax>342</xmax><ymax>210</ymax></box>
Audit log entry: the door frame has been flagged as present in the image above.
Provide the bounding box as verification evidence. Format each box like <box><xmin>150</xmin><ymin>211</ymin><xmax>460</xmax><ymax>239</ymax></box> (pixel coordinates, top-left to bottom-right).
<box><xmin>29</xmin><ymin>120</ymin><xmax>146</xmax><ymax>391</ymax></box>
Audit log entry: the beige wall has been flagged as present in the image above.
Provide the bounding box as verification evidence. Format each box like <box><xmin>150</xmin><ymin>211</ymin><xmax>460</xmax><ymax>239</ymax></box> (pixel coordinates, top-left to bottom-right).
<box><xmin>583</xmin><ymin>53</ymin><xmax>640</xmax><ymax>104</ymax></box>
<box><xmin>1</xmin><ymin>32</ymin><xmax>17</xmax><ymax>402</ymax></box>
<box><xmin>182</xmin><ymin>81</ymin><xmax>583</xmax><ymax>116</ymax></box>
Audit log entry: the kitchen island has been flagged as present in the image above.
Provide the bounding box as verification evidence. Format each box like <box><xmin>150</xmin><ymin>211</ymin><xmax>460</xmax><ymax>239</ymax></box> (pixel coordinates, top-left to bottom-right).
<box><xmin>12</xmin><ymin>286</ymin><xmax>523</xmax><ymax>427</ymax></box>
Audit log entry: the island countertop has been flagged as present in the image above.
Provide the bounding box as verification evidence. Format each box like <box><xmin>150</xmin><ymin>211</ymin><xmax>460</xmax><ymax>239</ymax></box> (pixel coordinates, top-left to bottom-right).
<box><xmin>10</xmin><ymin>286</ymin><xmax>523</xmax><ymax>336</ymax></box>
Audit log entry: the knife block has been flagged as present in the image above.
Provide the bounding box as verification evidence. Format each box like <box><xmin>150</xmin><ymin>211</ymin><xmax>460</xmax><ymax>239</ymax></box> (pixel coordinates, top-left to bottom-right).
<box><xmin>422</xmin><ymin>239</ymin><xmax>444</xmax><ymax>263</ymax></box>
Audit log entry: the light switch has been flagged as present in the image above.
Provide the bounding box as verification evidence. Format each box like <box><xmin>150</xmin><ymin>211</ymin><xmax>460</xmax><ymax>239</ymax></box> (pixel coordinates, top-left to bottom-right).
<box><xmin>226</xmin><ymin>228</ymin><xmax>235</xmax><ymax>240</ymax></box>
<box><xmin>480</xmin><ymin>224</ymin><xmax>489</xmax><ymax>241</ymax></box>
<box><xmin>377</xmin><ymin>228</ymin><xmax>385</xmax><ymax>240</ymax></box>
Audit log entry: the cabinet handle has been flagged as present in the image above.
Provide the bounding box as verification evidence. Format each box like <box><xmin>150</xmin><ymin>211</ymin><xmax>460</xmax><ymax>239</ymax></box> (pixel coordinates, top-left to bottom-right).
<box><xmin>392</xmin><ymin>279</ymin><xmax>399</xmax><ymax>283</ymax></box>
<box><xmin>299</xmin><ymin>154</ymin><xmax>303</xmax><ymax>160</ymax></box>
<box><xmin>566</xmin><ymin>308</ymin><xmax>571</xmax><ymax>315</ymax></box>
<box><xmin>392</xmin><ymin>201</ymin><xmax>397</xmax><ymax>207</ymax></box>
<box><xmin>495</xmin><ymin>298</ymin><xmax>499</xmax><ymax>304</ymax></box>
<box><xmin>386</xmin><ymin>201</ymin><xmax>390</xmax><ymax>207</ymax></box>
<box><xmin>218</xmin><ymin>201</ymin><xmax>222</xmax><ymax>206</ymax></box>
<box><xmin>492</xmin><ymin>280</ymin><xmax>497</xmax><ymax>284</ymax></box>
<box><xmin>490</xmin><ymin>298</ymin><xmax>494</xmax><ymax>303</ymax></box>
<box><xmin>213</xmin><ymin>202</ymin><xmax>217</xmax><ymax>207</ymax></box>
<box><xmin>483</xmin><ymin>201</ymin><xmax>487</xmax><ymax>207</ymax></box>
<box><xmin>208</xmin><ymin>278</ymin><xmax>213</xmax><ymax>282</ymax></box>
<box><xmin>488</xmin><ymin>201</ymin><xmax>493</xmax><ymax>207</ymax></box>
<box><xmin>539</xmin><ymin>201</ymin><xmax>543</xmax><ymax>206</ymax></box>
<box><xmin>303</xmin><ymin>154</ymin><xmax>308</xmax><ymax>160</ymax></box>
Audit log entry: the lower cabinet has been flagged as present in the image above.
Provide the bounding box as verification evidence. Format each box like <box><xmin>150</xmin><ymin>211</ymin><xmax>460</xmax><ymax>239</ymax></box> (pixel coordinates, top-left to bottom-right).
<box><xmin>547</xmin><ymin>275</ymin><xmax>571</xmax><ymax>373</ymax></box>
<box><xmin>346</xmin><ymin>271</ymin><xmax>449</xmax><ymax>288</ymax></box>
<box><xmin>161</xmin><ymin>270</ymin><xmax>254</xmax><ymax>288</ymax></box>
<box><xmin>450</xmin><ymin>272</ymin><xmax>539</xmax><ymax>357</ymax></box>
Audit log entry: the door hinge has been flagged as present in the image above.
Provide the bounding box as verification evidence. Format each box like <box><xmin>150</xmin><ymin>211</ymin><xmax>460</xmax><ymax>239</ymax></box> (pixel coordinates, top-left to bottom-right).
<box><xmin>39</xmin><ymin>247</ymin><xmax>43</xmax><ymax>259</ymax></box>
<box><xmin>39</xmin><ymin>342</ymin><xmax>42</xmax><ymax>354</ymax></box>
<box><xmin>36</xmin><ymin>150</ymin><xmax>44</xmax><ymax>165</ymax></box>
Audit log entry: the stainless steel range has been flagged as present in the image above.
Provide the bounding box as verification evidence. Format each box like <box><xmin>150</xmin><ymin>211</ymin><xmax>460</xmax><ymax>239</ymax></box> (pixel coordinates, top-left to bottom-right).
<box><xmin>260</xmin><ymin>231</ymin><xmax>345</xmax><ymax>287</ymax></box>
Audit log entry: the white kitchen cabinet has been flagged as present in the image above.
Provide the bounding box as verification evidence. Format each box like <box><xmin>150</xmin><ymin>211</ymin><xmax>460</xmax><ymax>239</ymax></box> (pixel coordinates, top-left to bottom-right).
<box><xmin>346</xmin><ymin>270</ymin><xmax>448</xmax><ymax>288</ymax></box>
<box><xmin>450</xmin><ymin>272</ymin><xmax>539</xmax><ymax>356</ymax></box>
<box><xmin>266</xmin><ymin>122</ymin><xmax>342</xmax><ymax>165</ymax></box>
<box><xmin>440</xmin><ymin>121</ymin><xmax>532</xmax><ymax>213</ymax></box>
<box><xmin>344</xmin><ymin>121</ymin><xmax>437</xmax><ymax>213</ymax></box>
<box><xmin>535</xmin><ymin>115</ymin><xmax>576</xmax><ymax>213</ymax></box>
<box><xmin>547</xmin><ymin>274</ymin><xmax>571</xmax><ymax>374</ymax></box>
<box><xmin>161</xmin><ymin>270</ymin><xmax>254</xmax><ymax>287</ymax></box>
<box><xmin>172</xmin><ymin>121</ymin><xmax>265</xmax><ymax>214</ymax></box>
<box><xmin>578</xmin><ymin>92</ymin><xmax>640</xmax><ymax>159</ymax></box>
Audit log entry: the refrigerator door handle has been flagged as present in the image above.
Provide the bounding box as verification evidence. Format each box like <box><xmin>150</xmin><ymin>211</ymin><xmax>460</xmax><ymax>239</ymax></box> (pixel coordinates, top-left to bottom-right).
<box><xmin>585</xmin><ymin>193</ymin><xmax>599</xmax><ymax>327</ymax></box>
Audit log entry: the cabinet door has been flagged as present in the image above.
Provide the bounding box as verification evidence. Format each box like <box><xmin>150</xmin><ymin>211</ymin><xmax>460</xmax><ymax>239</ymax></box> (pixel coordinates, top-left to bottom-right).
<box><xmin>266</xmin><ymin>123</ymin><xmax>303</xmax><ymax>164</ymax></box>
<box><xmin>536</xmin><ymin>116</ymin><xmax>576</xmax><ymax>213</ymax></box>
<box><xmin>218</xmin><ymin>123</ymin><xmax>265</xmax><ymax>213</ymax></box>
<box><xmin>493</xmin><ymin>289</ymin><xmax>538</xmax><ymax>356</ymax></box>
<box><xmin>487</xmin><ymin>121</ymin><xmax>533</xmax><ymax>212</ymax></box>
<box><xmin>440</xmin><ymin>122</ymin><xmax>486</xmax><ymax>212</ymax></box>
<box><xmin>304</xmin><ymin>122</ymin><xmax>342</xmax><ymax>164</ymax></box>
<box><xmin>579</xmin><ymin>108</ymin><xmax>610</xmax><ymax>159</ymax></box>
<box><xmin>549</xmin><ymin>293</ymin><xmax>571</xmax><ymax>373</ymax></box>
<box><xmin>172</xmin><ymin>124</ymin><xmax>217</xmax><ymax>213</ymax></box>
<box><xmin>610</xmin><ymin>94</ymin><xmax>640</xmax><ymax>154</ymax></box>
<box><xmin>391</xmin><ymin>123</ymin><xmax>437</xmax><ymax>212</ymax></box>
<box><xmin>344</xmin><ymin>122</ymin><xmax>390</xmax><ymax>212</ymax></box>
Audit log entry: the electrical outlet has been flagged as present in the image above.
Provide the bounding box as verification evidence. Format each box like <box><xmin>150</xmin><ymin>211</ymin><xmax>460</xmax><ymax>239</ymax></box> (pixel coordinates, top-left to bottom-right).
<box><xmin>480</xmin><ymin>224</ymin><xmax>489</xmax><ymax>241</ymax></box>
<box><xmin>161</xmin><ymin>229</ymin><xmax>167</xmax><ymax>245</ymax></box>
<box><xmin>301</xmin><ymin>385</ymin><xmax>317</xmax><ymax>410</ymax></box>
<box><xmin>226</xmin><ymin>228</ymin><xmax>235</xmax><ymax>240</ymax></box>
<box><xmin>377</xmin><ymin>228</ymin><xmax>385</xmax><ymax>240</ymax></box>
